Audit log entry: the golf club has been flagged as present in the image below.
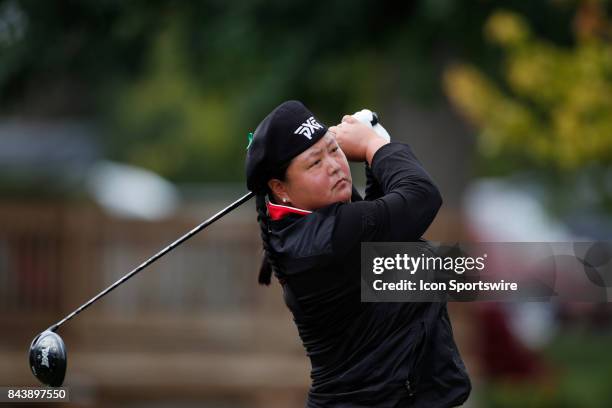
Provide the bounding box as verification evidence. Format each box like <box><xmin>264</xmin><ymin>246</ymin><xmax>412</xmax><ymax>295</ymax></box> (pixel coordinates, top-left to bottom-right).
<box><xmin>29</xmin><ymin>191</ymin><xmax>254</xmax><ymax>387</ymax></box>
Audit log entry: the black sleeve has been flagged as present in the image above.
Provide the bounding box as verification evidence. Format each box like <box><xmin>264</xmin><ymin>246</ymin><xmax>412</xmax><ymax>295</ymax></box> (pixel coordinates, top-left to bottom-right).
<box><xmin>332</xmin><ymin>143</ymin><xmax>442</xmax><ymax>255</ymax></box>
<box><xmin>364</xmin><ymin>163</ymin><xmax>384</xmax><ymax>200</ymax></box>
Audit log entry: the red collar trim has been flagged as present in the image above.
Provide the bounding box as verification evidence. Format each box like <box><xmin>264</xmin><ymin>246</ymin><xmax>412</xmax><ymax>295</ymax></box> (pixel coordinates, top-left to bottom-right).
<box><xmin>267</xmin><ymin>201</ymin><xmax>312</xmax><ymax>220</ymax></box>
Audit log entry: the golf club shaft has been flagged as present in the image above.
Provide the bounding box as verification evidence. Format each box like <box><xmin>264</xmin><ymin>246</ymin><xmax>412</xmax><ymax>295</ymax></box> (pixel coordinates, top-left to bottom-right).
<box><xmin>48</xmin><ymin>191</ymin><xmax>255</xmax><ymax>332</ymax></box>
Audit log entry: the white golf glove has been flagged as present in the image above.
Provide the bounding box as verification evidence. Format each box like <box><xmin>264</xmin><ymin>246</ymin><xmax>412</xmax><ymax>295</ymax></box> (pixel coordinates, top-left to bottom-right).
<box><xmin>352</xmin><ymin>109</ymin><xmax>391</xmax><ymax>141</ymax></box>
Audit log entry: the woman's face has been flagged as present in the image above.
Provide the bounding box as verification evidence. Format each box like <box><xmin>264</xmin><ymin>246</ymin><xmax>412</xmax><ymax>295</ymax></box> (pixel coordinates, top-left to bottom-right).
<box><xmin>268</xmin><ymin>132</ymin><xmax>352</xmax><ymax>211</ymax></box>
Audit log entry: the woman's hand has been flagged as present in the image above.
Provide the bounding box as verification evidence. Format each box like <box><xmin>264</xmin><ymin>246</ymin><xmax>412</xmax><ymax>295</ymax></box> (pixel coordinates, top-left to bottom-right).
<box><xmin>329</xmin><ymin>115</ymin><xmax>389</xmax><ymax>165</ymax></box>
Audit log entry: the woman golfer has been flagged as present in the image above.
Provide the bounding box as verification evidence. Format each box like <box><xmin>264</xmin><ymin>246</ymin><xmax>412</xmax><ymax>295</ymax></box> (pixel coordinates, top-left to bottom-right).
<box><xmin>245</xmin><ymin>100</ymin><xmax>471</xmax><ymax>407</ymax></box>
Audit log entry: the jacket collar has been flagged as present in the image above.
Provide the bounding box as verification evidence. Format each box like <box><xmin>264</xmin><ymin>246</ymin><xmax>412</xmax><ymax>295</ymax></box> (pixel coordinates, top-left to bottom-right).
<box><xmin>267</xmin><ymin>201</ymin><xmax>312</xmax><ymax>221</ymax></box>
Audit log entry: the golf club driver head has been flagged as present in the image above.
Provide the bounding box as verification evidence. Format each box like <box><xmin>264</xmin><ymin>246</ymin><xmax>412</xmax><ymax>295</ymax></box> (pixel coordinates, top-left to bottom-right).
<box><xmin>29</xmin><ymin>330</ymin><xmax>67</xmax><ymax>387</ymax></box>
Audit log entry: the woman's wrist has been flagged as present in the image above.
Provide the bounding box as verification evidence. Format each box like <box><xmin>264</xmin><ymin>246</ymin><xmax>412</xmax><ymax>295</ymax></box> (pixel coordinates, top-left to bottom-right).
<box><xmin>365</xmin><ymin>138</ymin><xmax>389</xmax><ymax>166</ymax></box>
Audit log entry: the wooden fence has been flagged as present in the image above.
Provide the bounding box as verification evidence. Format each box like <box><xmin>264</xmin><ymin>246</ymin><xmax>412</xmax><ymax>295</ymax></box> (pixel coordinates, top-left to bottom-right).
<box><xmin>0</xmin><ymin>200</ymin><xmax>309</xmax><ymax>407</ymax></box>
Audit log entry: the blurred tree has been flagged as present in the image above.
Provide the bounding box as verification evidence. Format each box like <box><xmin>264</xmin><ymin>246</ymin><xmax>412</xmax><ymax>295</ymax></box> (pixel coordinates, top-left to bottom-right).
<box><xmin>444</xmin><ymin>1</ymin><xmax>612</xmax><ymax>212</ymax></box>
<box><xmin>0</xmin><ymin>0</ymin><xmax>581</xmax><ymax>184</ymax></box>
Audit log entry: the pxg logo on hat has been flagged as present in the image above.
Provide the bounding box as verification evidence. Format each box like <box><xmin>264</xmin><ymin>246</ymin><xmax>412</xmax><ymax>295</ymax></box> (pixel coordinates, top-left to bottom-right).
<box><xmin>245</xmin><ymin>100</ymin><xmax>328</xmax><ymax>193</ymax></box>
<box><xmin>294</xmin><ymin>116</ymin><xmax>324</xmax><ymax>140</ymax></box>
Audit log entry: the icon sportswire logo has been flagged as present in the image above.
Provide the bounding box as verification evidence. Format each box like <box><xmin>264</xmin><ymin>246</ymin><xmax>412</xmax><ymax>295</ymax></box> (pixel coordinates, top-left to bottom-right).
<box><xmin>294</xmin><ymin>116</ymin><xmax>323</xmax><ymax>139</ymax></box>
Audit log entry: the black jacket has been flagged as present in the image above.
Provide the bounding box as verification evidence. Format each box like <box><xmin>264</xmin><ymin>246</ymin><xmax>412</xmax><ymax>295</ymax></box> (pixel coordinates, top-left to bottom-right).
<box><xmin>269</xmin><ymin>143</ymin><xmax>471</xmax><ymax>407</ymax></box>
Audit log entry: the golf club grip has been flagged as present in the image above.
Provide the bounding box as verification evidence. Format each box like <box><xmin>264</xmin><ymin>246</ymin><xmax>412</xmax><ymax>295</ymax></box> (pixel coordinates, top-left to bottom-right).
<box><xmin>370</xmin><ymin>112</ymin><xmax>379</xmax><ymax>126</ymax></box>
<box><xmin>49</xmin><ymin>191</ymin><xmax>255</xmax><ymax>332</ymax></box>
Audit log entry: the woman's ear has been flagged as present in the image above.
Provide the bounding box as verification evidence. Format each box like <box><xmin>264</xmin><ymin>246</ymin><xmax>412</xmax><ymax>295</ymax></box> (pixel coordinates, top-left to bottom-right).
<box><xmin>267</xmin><ymin>179</ymin><xmax>290</xmax><ymax>203</ymax></box>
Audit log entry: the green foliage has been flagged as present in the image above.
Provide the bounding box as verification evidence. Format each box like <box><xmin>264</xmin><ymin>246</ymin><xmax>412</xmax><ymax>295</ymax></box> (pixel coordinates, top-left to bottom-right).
<box><xmin>444</xmin><ymin>8</ymin><xmax>612</xmax><ymax>172</ymax></box>
<box><xmin>0</xmin><ymin>0</ymin><xmax>581</xmax><ymax>183</ymax></box>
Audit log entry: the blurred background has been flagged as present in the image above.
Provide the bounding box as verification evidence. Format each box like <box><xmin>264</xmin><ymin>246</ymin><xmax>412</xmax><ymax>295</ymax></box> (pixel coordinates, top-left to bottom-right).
<box><xmin>1</xmin><ymin>0</ymin><xmax>611</xmax><ymax>406</ymax></box>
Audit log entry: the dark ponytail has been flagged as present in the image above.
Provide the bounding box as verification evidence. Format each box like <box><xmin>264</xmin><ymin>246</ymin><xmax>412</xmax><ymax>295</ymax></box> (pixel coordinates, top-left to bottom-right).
<box><xmin>256</xmin><ymin>193</ymin><xmax>277</xmax><ymax>285</ymax></box>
